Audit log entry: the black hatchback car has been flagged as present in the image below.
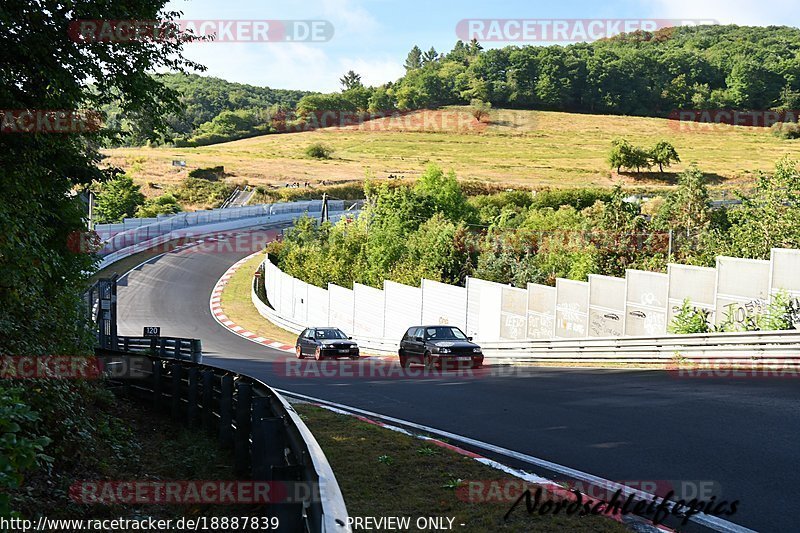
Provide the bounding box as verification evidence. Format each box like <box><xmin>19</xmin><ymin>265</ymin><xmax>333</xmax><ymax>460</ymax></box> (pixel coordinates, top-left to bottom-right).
<box><xmin>295</xmin><ymin>327</ymin><xmax>360</xmax><ymax>360</ymax></box>
<box><xmin>399</xmin><ymin>325</ymin><xmax>483</xmax><ymax>369</ymax></box>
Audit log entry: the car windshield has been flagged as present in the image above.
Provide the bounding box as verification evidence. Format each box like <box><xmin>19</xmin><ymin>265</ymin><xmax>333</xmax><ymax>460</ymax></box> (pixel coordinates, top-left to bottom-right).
<box><xmin>424</xmin><ymin>326</ymin><xmax>467</xmax><ymax>340</ymax></box>
<box><xmin>314</xmin><ymin>328</ymin><xmax>348</xmax><ymax>339</ymax></box>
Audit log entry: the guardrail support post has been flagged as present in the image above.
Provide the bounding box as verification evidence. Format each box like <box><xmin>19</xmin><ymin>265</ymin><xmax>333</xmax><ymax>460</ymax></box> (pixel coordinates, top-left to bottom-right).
<box><xmin>271</xmin><ymin>465</ymin><xmax>305</xmax><ymax>532</ymax></box>
<box><xmin>170</xmin><ymin>362</ymin><xmax>182</xmax><ymax>420</ymax></box>
<box><xmin>201</xmin><ymin>370</ymin><xmax>214</xmax><ymax>431</ymax></box>
<box><xmin>250</xmin><ymin>397</ymin><xmax>281</xmax><ymax>480</ymax></box>
<box><xmin>187</xmin><ymin>367</ymin><xmax>199</xmax><ymax>427</ymax></box>
<box><xmin>159</xmin><ymin>338</ymin><xmax>167</xmax><ymax>358</ymax></box>
<box><xmin>219</xmin><ymin>375</ymin><xmax>234</xmax><ymax>448</ymax></box>
<box><xmin>234</xmin><ymin>382</ymin><xmax>252</xmax><ymax>477</ymax></box>
<box><xmin>191</xmin><ymin>339</ymin><xmax>202</xmax><ymax>363</ymax></box>
<box><xmin>152</xmin><ymin>360</ymin><xmax>162</xmax><ymax>410</ymax></box>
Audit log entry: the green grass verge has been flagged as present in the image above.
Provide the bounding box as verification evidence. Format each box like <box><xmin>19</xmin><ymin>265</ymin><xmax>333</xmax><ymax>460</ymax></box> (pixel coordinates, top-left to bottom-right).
<box><xmin>220</xmin><ymin>253</ymin><xmax>299</xmax><ymax>346</ymax></box>
<box><xmin>293</xmin><ymin>403</ymin><xmax>628</xmax><ymax>533</ymax></box>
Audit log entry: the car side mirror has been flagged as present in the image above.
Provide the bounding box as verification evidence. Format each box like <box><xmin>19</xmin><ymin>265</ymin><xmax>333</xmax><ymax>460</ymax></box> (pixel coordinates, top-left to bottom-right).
<box><xmin>415</xmin><ymin>336</ymin><xmax>424</xmax><ymax>342</ymax></box>
<box><xmin>348</xmin><ymin>336</ymin><xmax>353</xmax><ymax>339</ymax></box>
<box><xmin>467</xmin><ymin>336</ymin><xmax>473</xmax><ymax>341</ymax></box>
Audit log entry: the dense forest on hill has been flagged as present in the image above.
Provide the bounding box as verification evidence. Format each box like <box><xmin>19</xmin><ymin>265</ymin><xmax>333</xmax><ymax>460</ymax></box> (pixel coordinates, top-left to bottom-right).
<box><xmin>382</xmin><ymin>24</ymin><xmax>800</xmax><ymax>115</ymax></box>
<box><xmin>102</xmin><ymin>73</ymin><xmax>310</xmax><ymax>146</ymax></box>
<box><xmin>106</xmin><ymin>25</ymin><xmax>800</xmax><ymax>147</ymax></box>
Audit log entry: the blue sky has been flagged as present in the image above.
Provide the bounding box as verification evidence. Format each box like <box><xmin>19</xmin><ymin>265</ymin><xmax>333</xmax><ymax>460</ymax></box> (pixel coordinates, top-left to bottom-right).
<box><xmin>165</xmin><ymin>0</ymin><xmax>800</xmax><ymax>92</ymax></box>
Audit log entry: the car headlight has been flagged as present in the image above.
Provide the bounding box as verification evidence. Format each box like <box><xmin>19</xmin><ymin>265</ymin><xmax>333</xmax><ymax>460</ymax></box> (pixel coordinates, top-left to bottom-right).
<box><xmin>473</xmin><ymin>347</ymin><xmax>482</xmax><ymax>353</ymax></box>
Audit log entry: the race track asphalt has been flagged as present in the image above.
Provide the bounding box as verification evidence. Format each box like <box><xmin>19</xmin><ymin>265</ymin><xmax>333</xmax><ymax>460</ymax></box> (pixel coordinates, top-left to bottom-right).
<box><xmin>115</xmin><ymin>230</ymin><xmax>798</xmax><ymax>532</ymax></box>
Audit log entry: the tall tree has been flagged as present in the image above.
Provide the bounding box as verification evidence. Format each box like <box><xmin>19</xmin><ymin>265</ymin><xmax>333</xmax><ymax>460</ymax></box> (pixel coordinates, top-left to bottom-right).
<box><xmin>422</xmin><ymin>46</ymin><xmax>438</xmax><ymax>65</ymax></box>
<box><xmin>339</xmin><ymin>70</ymin><xmax>363</xmax><ymax>90</ymax></box>
<box><xmin>727</xmin><ymin>157</ymin><xmax>800</xmax><ymax>258</ymax></box>
<box><xmin>404</xmin><ymin>45</ymin><xmax>423</xmax><ymax>71</ymax></box>
<box><xmin>650</xmin><ymin>141</ymin><xmax>681</xmax><ymax>173</ymax></box>
<box><xmin>94</xmin><ymin>175</ymin><xmax>146</xmax><ymax>223</ymax></box>
<box><xmin>0</xmin><ymin>0</ymin><xmax>202</xmax><ymax>357</ymax></box>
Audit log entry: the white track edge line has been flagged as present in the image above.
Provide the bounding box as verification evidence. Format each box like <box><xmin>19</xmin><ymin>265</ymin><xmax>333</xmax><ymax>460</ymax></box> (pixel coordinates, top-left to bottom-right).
<box><xmin>274</xmin><ymin>389</ymin><xmax>755</xmax><ymax>533</ymax></box>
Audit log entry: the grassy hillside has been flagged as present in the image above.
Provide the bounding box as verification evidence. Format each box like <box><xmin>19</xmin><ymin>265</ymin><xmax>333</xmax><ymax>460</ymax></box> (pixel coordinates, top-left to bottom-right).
<box><xmin>104</xmin><ymin>107</ymin><xmax>797</xmax><ymax>196</ymax></box>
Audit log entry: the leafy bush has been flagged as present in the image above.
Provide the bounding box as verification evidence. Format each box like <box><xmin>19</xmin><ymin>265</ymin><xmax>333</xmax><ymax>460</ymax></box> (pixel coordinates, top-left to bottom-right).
<box><xmin>93</xmin><ymin>175</ymin><xmax>145</xmax><ymax>223</ymax></box>
<box><xmin>757</xmin><ymin>291</ymin><xmax>798</xmax><ymax>331</ymax></box>
<box><xmin>172</xmin><ymin>177</ymin><xmax>233</xmax><ymax>208</ymax></box>
<box><xmin>136</xmin><ymin>193</ymin><xmax>183</xmax><ymax>218</ymax></box>
<box><xmin>0</xmin><ymin>385</ymin><xmax>50</xmax><ymax>518</ymax></box>
<box><xmin>188</xmin><ymin>166</ymin><xmax>225</xmax><ymax>180</ymax></box>
<box><xmin>529</xmin><ymin>188</ymin><xmax>614</xmax><ymax>211</ymax></box>
<box><xmin>254</xmin><ymin>182</ymin><xmax>369</xmax><ymax>203</ymax></box>
<box><xmin>771</xmin><ymin>121</ymin><xmax>800</xmax><ymax>139</ymax></box>
<box><xmin>305</xmin><ymin>143</ymin><xmax>334</xmax><ymax>159</ymax></box>
<box><xmin>470</xmin><ymin>98</ymin><xmax>492</xmax><ymax>121</ymax></box>
<box><xmin>668</xmin><ymin>298</ymin><xmax>711</xmax><ymax>334</ymax></box>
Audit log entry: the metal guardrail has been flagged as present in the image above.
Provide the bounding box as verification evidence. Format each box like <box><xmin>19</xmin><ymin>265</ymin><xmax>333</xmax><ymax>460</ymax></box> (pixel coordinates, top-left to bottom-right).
<box><xmin>111</xmin><ymin>336</ymin><xmax>203</xmax><ymax>362</ymax></box>
<box><xmin>98</xmin><ymin>350</ymin><xmax>350</xmax><ymax>532</ymax></box>
<box><xmin>478</xmin><ymin>330</ymin><xmax>800</xmax><ymax>362</ymax></box>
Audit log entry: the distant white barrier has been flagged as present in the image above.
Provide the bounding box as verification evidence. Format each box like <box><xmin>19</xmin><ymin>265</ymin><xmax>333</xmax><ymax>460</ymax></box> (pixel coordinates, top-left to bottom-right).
<box><xmin>96</xmin><ymin>203</ymin><xmax>353</xmax><ymax>271</ymax></box>
<box><xmin>253</xmin><ymin>248</ymin><xmax>800</xmax><ymax>354</ymax></box>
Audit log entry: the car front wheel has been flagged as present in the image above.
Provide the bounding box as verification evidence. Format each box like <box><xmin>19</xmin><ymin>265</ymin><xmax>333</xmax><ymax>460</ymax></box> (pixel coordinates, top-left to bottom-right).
<box><xmin>314</xmin><ymin>347</ymin><xmax>323</xmax><ymax>361</ymax></box>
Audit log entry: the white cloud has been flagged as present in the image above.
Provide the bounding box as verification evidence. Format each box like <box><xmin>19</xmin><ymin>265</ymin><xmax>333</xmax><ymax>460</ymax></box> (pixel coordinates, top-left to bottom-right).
<box><xmin>181</xmin><ymin>42</ymin><xmax>337</xmax><ymax>91</ymax></box>
<box><xmin>338</xmin><ymin>57</ymin><xmax>405</xmax><ymax>87</ymax></box>
<box><xmin>319</xmin><ymin>0</ymin><xmax>381</xmax><ymax>37</ymax></box>
<box><xmin>646</xmin><ymin>0</ymin><xmax>800</xmax><ymax>26</ymax></box>
<box><xmin>179</xmin><ymin>38</ymin><xmax>403</xmax><ymax>92</ymax></box>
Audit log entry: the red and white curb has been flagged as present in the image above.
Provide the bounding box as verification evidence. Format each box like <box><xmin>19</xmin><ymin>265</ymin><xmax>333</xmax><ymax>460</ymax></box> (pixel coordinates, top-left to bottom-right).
<box><xmin>209</xmin><ymin>251</ymin><xmax>296</xmax><ymax>352</ymax></box>
<box><xmin>209</xmin><ymin>254</ymin><xmax>396</xmax><ymax>360</ymax></box>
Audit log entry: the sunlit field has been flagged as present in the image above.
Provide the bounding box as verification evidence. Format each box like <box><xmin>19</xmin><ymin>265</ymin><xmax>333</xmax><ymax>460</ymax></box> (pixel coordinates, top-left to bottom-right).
<box><xmin>105</xmin><ymin>106</ymin><xmax>797</xmax><ymax>194</ymax></box>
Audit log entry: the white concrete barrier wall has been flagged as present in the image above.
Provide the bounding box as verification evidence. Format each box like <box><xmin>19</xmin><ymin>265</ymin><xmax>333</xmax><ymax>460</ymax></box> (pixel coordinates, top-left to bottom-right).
<box><xmin>293</xmin><ymin>278</ymin><xmax>309</xmax><ymax>324</ymax></box>
<box><xmin>307</xmin><ymin>285</ymin><xmax>330</xmax><ymax>327</ymax></box>
<box><xmin>500</xmin><ymin>285</ymin><xmax>528</xmax><ymax>340</ymax></box>
<box><xmin>353</xmin><ymin>283</ymin><xmax>385</xmax><ymax>338</ymax></box>
<box><xmin>625</xmin><ymin>269</ymin><xmax>668</xmax><ymax>336</ymax></box>
<box><xmin>771</xmin><ymin>248</ymin><xmax>800</xmax><ymax>299</ymax></box>
<box><xmin>555</xmin><ymin>279</ymin><xmax>589</xmax><ymax>338</ymax></box>
<box><xmin>257</xmin><ymin>248</ymin><xmax>800</xmax><ymax>344</ymax></box>
<box><xmin>383</xmin><ymin>281</ymin><xmax>422</xmax><ymax>341</ymax></box>
<box><xmin>715</xmin><ymin>256</ymin><xmax>770</xmax><ymax>329</ymax></box>
<box><xmin>527</xmin><ymin>283</ymin><xmax>556</xmax><ymax>339</ymax></box>
<box><xmin>667</xmin><ymin>264</ymin><xmax>717</xmax><ymax>325</ymax></box>
<box><xmin>421</xmin><ymin>279</ymin><xmax>467</xmax><ymax>331</ymax></box>
<box><xmin>589</xmin><ymin>274</ymin><xmax>626</xmax><ymax>337</ymax></box>
<box><xmin>466</xmin><ymin>277</ymin><xmax>502</xmax><ymax>341</ymax></box>
<box><xmin>328</xmin><ymin>284</ymin><xmax>354</xmax><ymax>337</ymax></box>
